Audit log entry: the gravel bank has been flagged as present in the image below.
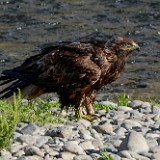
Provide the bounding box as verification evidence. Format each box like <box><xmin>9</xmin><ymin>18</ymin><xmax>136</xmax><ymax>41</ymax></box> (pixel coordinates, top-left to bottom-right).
<box><xmin>0</xmin><ymin>100</ymin><xmax>160</xmax><ymax>160</ymax></box>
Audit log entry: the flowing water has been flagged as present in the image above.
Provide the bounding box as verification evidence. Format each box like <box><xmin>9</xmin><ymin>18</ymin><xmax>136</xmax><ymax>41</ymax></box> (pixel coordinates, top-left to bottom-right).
<box><xmin>0</xmin><ymin>0</ymin><xmax>160</xmax><ymax>101</ymax></box>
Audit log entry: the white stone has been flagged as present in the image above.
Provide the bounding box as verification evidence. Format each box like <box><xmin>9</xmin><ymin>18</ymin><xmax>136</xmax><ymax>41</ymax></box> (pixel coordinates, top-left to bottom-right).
<box><xmin>60</xmin><ymin>152</ymin><xmax>76</xmax><ymax>160</ymax></box>
<box><xmin>63</xmin><ymin>141</ymin><xmax>84</xmax><ymax>155</ymax></box>
<box><xmin>80</xmin><ymin>141</ymin><xmax>95</xmax><ymax>150</ymax></box>
<box><xmin>119</xmin><ymin>131</ymin><xmax>149</xmax><ymax>154</ymax></box>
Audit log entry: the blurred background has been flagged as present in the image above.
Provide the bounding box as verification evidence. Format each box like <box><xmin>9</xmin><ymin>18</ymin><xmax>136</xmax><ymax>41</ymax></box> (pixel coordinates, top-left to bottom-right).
<box><xmin>0</xmin><ymin>0</ymin><xmax>159</xmax><ymax>101</ymax></box>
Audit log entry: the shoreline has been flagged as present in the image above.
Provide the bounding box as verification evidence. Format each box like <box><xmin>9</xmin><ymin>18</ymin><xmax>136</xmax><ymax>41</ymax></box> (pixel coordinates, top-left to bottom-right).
<box><xmin>0</xmin><ymin>99</ymin><xmax>160</xmax><ymax>160</ymax></box>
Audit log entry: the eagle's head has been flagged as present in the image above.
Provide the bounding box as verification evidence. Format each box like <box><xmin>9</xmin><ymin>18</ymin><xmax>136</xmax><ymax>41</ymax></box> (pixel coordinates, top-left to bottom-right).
<box><xmin>107</xmin><ymin>37</ymin><xmax>140</xmax><ymax>57</ymax></box>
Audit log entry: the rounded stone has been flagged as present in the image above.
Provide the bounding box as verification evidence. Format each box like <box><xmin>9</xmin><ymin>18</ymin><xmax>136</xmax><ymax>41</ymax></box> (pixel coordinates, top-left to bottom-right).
<box><xmin>24</xmin><ymin>146</ymin><xmax>45</xmax><ymax>157</ymax></box>
<box><xmin>60</xmin><ymin>152</ymin><xmax>76</xmax><ymax>160</ymax></box>
<box><xmin>63</xmin><ymin>141</ymin><xmax>84</xmax><ymax>155</ymax></box>
<box><xmin>119</xmin><ymin>131</ymin><xmax>149</xmax><ymax>154</ymax></box>
<box><xmin>80</xmin><ymin>141</ymin><xmax>95</xmax><ymax>150</ymax></box>
<box><xmin>73</xmin><ymin>155</ymin><xmax>93</xmax><ymax>160</ymax></box>
<box><xmin>20</xmin><ymin>123</ymin><xmax>38</xmax><ymax>135</ymax></box>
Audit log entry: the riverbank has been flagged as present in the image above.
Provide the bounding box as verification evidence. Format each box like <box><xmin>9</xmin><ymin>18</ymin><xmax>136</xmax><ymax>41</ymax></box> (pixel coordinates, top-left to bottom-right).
<box><xmin>0</xmin><ymin>99</ymin><xmax>160</xmax><ymax>160</ymax></box>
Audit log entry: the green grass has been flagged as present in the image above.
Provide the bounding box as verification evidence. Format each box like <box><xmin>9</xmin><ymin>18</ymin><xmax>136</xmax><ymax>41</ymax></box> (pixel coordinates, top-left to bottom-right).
<box><xmin>94</xmin><ymin>102</ymin><xmax>116</xmax><ymax>111</ymax></box>
<box><xmin>0</xmin><ymin>95</ymin><xmax>19</xmax><ymax>149</ymax></box>
<box><xmin>116</xmin><ymin>92</ymin><xmax>130</xmax><ymax>106</ymax></box>
<box><xmin>0</xmin><ymin>92</ymin><xmax>136</xmax><ymax>150</ymax></box>
<box><xmin>0</xmin><ymin>94</ymin><xmax>62</xmax><ymax>149</ymax></box>
<box><xmin>100</xmin><ymin>149</ymin><xmax>113</xmax><ymax>160</ymax></box>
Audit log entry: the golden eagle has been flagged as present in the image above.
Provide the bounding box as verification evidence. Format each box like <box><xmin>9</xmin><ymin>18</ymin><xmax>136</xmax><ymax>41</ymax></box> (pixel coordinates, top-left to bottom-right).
<box><xmin>0</xmin><ymin>37</ymin><xmax>140</xmax><ymax>115</ymax></box>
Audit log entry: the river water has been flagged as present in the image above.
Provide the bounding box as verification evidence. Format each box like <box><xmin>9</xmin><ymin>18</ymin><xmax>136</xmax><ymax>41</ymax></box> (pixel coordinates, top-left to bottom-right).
<box><xmin>0</xmin><ymin>0</ymin><xmax>160</xmax><ymax>101</ymax></box>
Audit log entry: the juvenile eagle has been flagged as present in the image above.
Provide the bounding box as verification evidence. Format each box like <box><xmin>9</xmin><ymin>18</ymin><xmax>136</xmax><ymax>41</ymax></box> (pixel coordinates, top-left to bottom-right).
<box><xmin>0</xmin><ymin>37</ymin><xmax>140</xmax><ymax>115</ymax></box>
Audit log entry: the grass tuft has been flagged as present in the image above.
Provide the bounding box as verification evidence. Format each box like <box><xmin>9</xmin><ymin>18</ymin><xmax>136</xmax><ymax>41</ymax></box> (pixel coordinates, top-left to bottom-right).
<box><xmin>0</xmin><ymin>97</ymin><xmax>19</xmax><ymax>149</ymax></box>
<box><xmin>100</xmin><ymin>149</ymin><xmax>113</xmax><ymax>160</ymax></box>
<box><xmin>0</xmin><ymin>94</ymin><xmax>62</xmax><ymax>149</ymax></box>
<box><xmin>116</xmin><ymin>92</ymin><xmax>130</xmax><ymax>106</ymax></box>
<box><xmin>94</xmin><ymin>102</ymin><xmax>115</xmax><ymax>111</ymax></box>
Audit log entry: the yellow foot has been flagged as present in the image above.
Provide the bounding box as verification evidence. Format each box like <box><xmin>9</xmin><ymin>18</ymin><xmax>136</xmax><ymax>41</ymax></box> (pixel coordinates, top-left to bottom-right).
<box><xmin>81</xmin><ymin>114</ymin><xmax>100</xmax><ymax>122</ymax></box>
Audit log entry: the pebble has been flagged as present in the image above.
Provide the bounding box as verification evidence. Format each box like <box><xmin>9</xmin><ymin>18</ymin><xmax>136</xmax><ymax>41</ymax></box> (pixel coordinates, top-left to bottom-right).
<box><xmin>1</xmin><ymin>100</ymin><xmax>159</xmax><ymax>160</ymax></box>
<box><xmin>63</xmin><ymin>141</ymin><xmax>84</xmax><ymax>155</ymax></box>
<box><xmin>119</xmin><ymin>131</ymin><xmax>149</xmax><ymax>153</ymax></box>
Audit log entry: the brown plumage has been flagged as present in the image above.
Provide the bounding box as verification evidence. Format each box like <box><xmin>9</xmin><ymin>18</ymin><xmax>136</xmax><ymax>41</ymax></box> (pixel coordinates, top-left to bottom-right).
<box><xmin>0</xmin><ymin>37</ymin><xmax>140</xmax><ymax>115</ymax></box>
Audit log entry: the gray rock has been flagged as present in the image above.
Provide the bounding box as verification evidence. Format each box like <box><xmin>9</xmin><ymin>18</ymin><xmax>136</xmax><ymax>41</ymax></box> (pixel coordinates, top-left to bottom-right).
<box><xmin>21</xmin><ymin>123</ymin><xmax>38</xmax><ymax>135</ymax></box>
<box><xmin>141</xmin><ymin>102</ymin><xmax>151</xmax><ymax>108</ymax></box>
<box><xmin>13</xmin><ymin>150</ymin><xmax>25</xmax><ymax>157</ymax></box>
<box><xmin>77</xmin><ymin>119</ymin><xmax>91</xmax><ymax>128</ymax></box>
<box><xmin>128</xmin><ymin>100</ymin><xmax>143</xmax><ymax>108</ymax></box>
<box><xmin>121</xmin><ymin>119</ymin><xmax>142</xmax><ymax>130</ymax></box>
<box><xmin>152</xmin><ymin>152</ymin><xmax>160</xmax><ymax>160</ymax></box>
<box><xmin>60</xmin><ymin>152</ymin><xmax>76</xmax><ymax>160</ymax></box>
<box><xmin>93</xmin><ymin>122</ymin><xmax>113</xmax><ymax>134</ymax></box>
<box><xmin>24</xmin><ymin>146</ymin><xmax>45</xmax><ymax>157</ymax></box>
<box><xmin>117</xmin><ymin>106</ymin><xmax>133</xmax><ymax>112</ymax></box>
<box><xmin>17</xmin><ymin>135</ymin><xmax>36</xmax><ymax>145</ymax></box>
<box><xmin>128</xmin><ymin>151</ymin><xmax>150</xmax><ymax>160</ymax></box>
<box><xmin>63</xmin><ymin>141</ymin><xmax>84</xmax><ymax>155</ymax></box>
<box><xmin>118</xmin><ymin>150</ymin><xmax>133</xmax><ymax>159</ymax></box>
<box><xmin>128</xmin><ymin>110</ymin><xmax>144</xmax><ymax>120</ymax></box>
<box><xmin>114</xmin><ymin>127</ymin><xmax>127</xmax><ymax>136</ymax></box>
<box><xmin>45</xmin><ymin>126</ymin><xmax>73</xmax><ymax>139</ymax></box>
<box><xmin>10</xmin><ymin>142</ymin><xmax>26</xmax><ymax>154</ymax></box>
<box><xmin>92</xmin><ymin>139</ymin><xmax>104</xmax><ymax>149</ymax></box>
<box><xmin>16</xmin><ymin>155</ymin><xmax>44</xmax><ymax>160</ymax></box>
<box><xmin>99</xmin><ymin>101</ymin><xmax>117</xmax><ymax>108</ymax></box>
<box><xmin>119</xmin><ymin>131</ymin><xmax>149</xmax><ymax>154</ymax></box>
<box><xmin>79</xmin><ymin>129</ymin><xmax>93</xmax><ymax>140</ymax></box>
<box><xmin>73</xmin><ymin>155</ymin><xmax>93</xmax><ymax>160</ymax></box>
<box><xmin>0</xmin><ymin>149</ymin><xmax>12</xmax><ymax>159</ymax></box>
<box><xmin>146</xmin><ymin>138</ymin><xmax>158</xmax><ymax>149</ymax></box>
<box><xmin>110</xmin><ymin>153</ymin><xmax>121</xmax><ymax>160</ymax></box>
<box><xmin>152</xmin><ymin>106</ymin><xmax>160</xmax><ymax>114</ymax></box>
<box><xmin>35</xmin><ymin>136</ymin><xmax>51</xmax><ymax>147</ymax></box>
<box><xmin>112</xmin><ymin>140</ymin><xmax>122</xmax><ymax>148</ymax></box>
<box><xmin>80</xmin><ymin>141</ymin><xmax>95</xmax><ymax>150</ymax></box>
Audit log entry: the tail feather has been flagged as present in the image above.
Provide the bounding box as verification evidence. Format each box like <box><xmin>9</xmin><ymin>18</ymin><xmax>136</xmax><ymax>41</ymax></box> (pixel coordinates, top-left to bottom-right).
<box><xmin>0</xmin><ymin>78</ymin><xmax>15</xmax><ymax>86</ymax></box>
<box><xmin>0</xmin><ymin>76</ymin><xmax>12</xmax><ymax>81</ymax></box>
<box><xmin>0</xmin><ymin>69</ymin><xmax>35</xmax><ymax>99</ymax></box>
<box><xmin>0</xmin><ymin>80</ymin><xmax>28</xmax><ymax>99</ymax></box>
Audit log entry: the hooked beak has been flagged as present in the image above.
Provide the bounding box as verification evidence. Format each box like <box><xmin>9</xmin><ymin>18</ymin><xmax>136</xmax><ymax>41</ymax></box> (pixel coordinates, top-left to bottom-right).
<box><xmin>133</xmin><ymin>42</ymin><xmax>140</xmax><ymax>51</ymax></box>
